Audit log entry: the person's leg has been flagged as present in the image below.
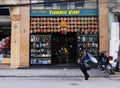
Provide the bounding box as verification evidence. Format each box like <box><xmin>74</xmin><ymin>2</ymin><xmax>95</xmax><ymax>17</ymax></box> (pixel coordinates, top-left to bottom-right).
<box><xmin>79</xmin><ymin>64</ymin><xmax>89</xmax><ymax>80</ymax></box>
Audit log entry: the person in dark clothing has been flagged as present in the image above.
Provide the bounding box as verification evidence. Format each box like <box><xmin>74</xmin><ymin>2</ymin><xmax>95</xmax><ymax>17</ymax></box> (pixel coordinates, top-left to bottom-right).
<box><xmin>78</xmin><ymin>46</ymin><xmax>90</xmax><ymax>80</ymax></box>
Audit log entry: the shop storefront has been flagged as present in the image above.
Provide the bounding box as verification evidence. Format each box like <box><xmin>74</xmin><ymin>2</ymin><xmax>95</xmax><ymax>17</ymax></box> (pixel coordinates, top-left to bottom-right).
<box><xmin>0</xmin><ymin>0</ymin><xmax>109</xmax><ymax>68</ymax></box>
<box><xmin>30</xmin><ymin>0</ymin><xmax>99</xmax><ymax>65</ymax></box>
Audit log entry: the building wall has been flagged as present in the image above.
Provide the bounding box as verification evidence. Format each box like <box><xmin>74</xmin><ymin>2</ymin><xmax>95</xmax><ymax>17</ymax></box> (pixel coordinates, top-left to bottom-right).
<box><xmin>19</xmin><ymin>0</ymin><xmax>30</xmax><ymax>67</ymax></box>
<box><xmin>0</xmin><ymin>0</ymin><xmax>110</xmax><ymax>68</ymax></box>
<box><xmin>10</xmin><ymin>0</ymin><xmax>30</xmax><ymax>68</ymax></box>
<box><xmin>99</xmin><ymin>0</ymin><xmax>109</xmax><ymax>55</ymax></box>
<box><xmin>0</xmin><ymin>0</ymin><xmax>4</xmax><ymax>3</ymax></box>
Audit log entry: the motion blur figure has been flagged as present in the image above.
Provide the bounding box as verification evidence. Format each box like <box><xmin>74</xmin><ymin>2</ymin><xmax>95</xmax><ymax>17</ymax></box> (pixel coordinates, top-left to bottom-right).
<box><xmin>78</xmin><ymin>46</ymin><xmax>89</xmax><ymax>80</ymax></box>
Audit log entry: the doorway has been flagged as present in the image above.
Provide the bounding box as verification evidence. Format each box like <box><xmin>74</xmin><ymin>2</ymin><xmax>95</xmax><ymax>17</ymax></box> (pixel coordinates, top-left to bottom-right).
<box><xmin>52</xmin><ymin>33</ymin><xmax>77</xmax><ymax>65</ymax></box>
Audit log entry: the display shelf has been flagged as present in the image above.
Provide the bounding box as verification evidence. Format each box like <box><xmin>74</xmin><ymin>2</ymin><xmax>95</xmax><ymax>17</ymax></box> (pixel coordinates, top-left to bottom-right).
<box><xmin>77</xmin><ymin>34</ymin><xmax>99</xmax><ymax>57</ymax></box>
<box><xmin>30</xmin><ymin>35</ymin><xmax>51</xmax><ymax>65</ymax></box>
<box><xmin>77</xmin><ymin>35</ymin><xmax>98</xmax><ymax>43</ymax></box>
<box><xmin>31</xmin><ymin>58</ymin><xmax>51</xmax><ymax>64</ymax></box>
<box><xmin>2</xmin><ymin>48</ymin><xmax>11</xmax><ymax>58</ymax></box>
<box><xmin>30</xmin><ymin>42</ymin><xmax>51</xmax><ymax>49</ymax></box>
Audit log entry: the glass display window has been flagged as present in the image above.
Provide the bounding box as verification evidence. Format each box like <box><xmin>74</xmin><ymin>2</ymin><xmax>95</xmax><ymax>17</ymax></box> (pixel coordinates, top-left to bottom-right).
<box><xmin>30</xmin><ymin>0</ymin><xmax>98</xmax><ymax>10</ymax></box>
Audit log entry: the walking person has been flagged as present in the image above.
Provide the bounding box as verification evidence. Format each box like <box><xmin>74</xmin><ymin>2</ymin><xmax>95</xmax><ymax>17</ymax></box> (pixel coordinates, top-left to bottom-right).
<box><xmin>78</xmin><ymin>46</ymin><xmax>90</xmax><ymax>80</ymax></box>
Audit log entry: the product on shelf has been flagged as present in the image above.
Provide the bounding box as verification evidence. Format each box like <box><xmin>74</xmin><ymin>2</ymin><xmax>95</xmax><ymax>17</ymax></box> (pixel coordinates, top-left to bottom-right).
<box><xmin>30</xmin><ymin>35</ymin><xmax>51</xmax><ymax>65</ymax></box>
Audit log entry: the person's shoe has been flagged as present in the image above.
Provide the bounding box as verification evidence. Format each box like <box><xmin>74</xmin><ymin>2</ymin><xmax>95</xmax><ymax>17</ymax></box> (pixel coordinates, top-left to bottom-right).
<box><xmin>85</xmin><ymin>77</ymin><xmax>88</xmax><ymax>80</ymax></box>
<box><xmin>84</xmin><ymin>74</ymin><xmax>89</xmax><ymax>80</ymax></box>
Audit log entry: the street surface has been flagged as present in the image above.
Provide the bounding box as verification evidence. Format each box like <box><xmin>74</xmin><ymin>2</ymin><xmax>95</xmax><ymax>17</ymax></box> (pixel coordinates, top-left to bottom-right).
<box><xmin>0</xmin><ymin>77</ymin><xmax>120</xmax><ymax>88</ymax></box>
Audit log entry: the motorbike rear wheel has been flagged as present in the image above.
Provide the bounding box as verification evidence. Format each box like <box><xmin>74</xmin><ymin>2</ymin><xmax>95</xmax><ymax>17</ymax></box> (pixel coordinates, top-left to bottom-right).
<box><xmin>97</xmin><ymin>62</ymin><xmax>105</xmax><ymax>71</ymax></box>
<box><xmin>105</xmin><ymin>64</ymin><xmax>115</xmax><ymax>74</ymax></box>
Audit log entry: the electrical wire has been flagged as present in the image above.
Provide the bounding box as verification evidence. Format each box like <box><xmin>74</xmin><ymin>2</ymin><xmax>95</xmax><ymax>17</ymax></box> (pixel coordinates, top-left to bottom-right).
<box><xmin>0</xmin><ymin>0</ymin><xmax>118</xmax><ymax>7</ymax></box>
<box><xmin>0</xmin><ymin>0</ymin><xmax>98</xmax><ymax>7</ymax></box>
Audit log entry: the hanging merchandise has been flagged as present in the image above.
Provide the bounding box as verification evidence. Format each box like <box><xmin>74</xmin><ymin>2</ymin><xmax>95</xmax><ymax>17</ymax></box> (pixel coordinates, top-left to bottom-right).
<box><xmin>48</xmin><ymin>59</ymin><xmax>51</xmax><ymax>64</ymax></box>
<box><xmin>33</xmin><ymin>59</ymin><xmax>37</xmax><ymax>64</ymax></box>
<box><xmin>42</xmin><ymin>58</ymin><xmax>48</xmax><ymax>64</ymax></box>
<box><xmin>64</xmin><ymin>27</ymin><xmax>67</xmax><ymax>34</ymax></box>
<box><xmin>83</xmin><ymin>36</ymin><xmax>85</xmax><ymax>42</ymax></box>
<box><xmin>38</xmin><ymin>59</ymin><xmax>42</xmax><ymax>64</ymax></box>
<box><xmin>85</xmin><ymin>36</ymin><xmax>88</xmax><ymax>42</ymax></box>
<box><xmin>39</xmin><ymin>42</ymin><xmax>42</xmax><ymax>48</ymax></box>
<box><xmin>51</xmin><ymin>29</ymin><xmax>54</xmax><ymax>33</ymax></box>
<box><xmin>60</xmin><ymin>21</ymin><xmax>67</xmax><ymax>27</ymax></box>
<box><xmin>60</xmin><ymin>28</ymin><xmax>65</xmax><ymax>35</ymax></box>
<box><xmin>60</xmin><ymin>20</ymin><xmax>68</xmax><ymax>34</ymax></box>
<box><xmin>0</xmin><ymin>42</ymin><xmax>4</xmax><ymax>49</ymax></box>
<box><xmin>92</xmin><ymin>42</ymin><xmax>95</xmax><ymax>47</ymax></box>
<box><xmin>60</xmin><ymin>27</ymin><xmax>68</xmax><ymax>35</ymax></box>
<box><xmin>30</xmin><ymin>17</ymin><xmax>99</xmax><ymax>34</ymax></box>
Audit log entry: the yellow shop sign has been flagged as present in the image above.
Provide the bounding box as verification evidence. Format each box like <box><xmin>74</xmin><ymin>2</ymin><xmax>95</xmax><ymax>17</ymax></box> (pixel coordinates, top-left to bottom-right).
<box><xmin>68</xmin><ymin>10</ymin><xmax>80</xmax><ymax>15</ymax></box>
<box><xmin>49</xmin><ymin>10</ymin><xmax>80</xmax><ymax>15</ymax></box>
<box><xmin>49</xmin><ymin>10</ymin><xmax>67</xmax><ymax>15</ymax></box>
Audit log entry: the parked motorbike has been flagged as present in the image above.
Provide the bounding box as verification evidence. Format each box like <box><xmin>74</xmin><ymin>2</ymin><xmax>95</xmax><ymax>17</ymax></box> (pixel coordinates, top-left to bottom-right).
<box><xmin>109</xmin><ymin>51</ymin><xmax>119</xmax><ymax>72</ymax></box>
<box><xmin>97</xmin><ymin>50</ymin><xmax>115</xmax><ymax>74</ymax></box>
<box><xmin>97</xmin><ymin>51</ymin><xmax>108</xmax><ymax>70</ymax></box>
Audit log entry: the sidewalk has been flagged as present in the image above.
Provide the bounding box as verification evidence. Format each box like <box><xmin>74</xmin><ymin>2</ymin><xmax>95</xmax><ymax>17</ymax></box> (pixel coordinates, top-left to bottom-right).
<box><xmin>0</xmin><ymin>64</ymin><xmax>120</xmax><ymax>79</ymax></box>
<box><xmin>0</xmin><ymin>68</ymin><xmax>110</xmax><ymax>78</ymax></box>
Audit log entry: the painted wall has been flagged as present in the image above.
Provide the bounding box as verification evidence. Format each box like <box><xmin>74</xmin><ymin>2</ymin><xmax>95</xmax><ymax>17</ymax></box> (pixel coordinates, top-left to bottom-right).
<box><xmin>99</xmin><ymin>0</ymin><xmax>109</xmax><ymax>55</ymax></box>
